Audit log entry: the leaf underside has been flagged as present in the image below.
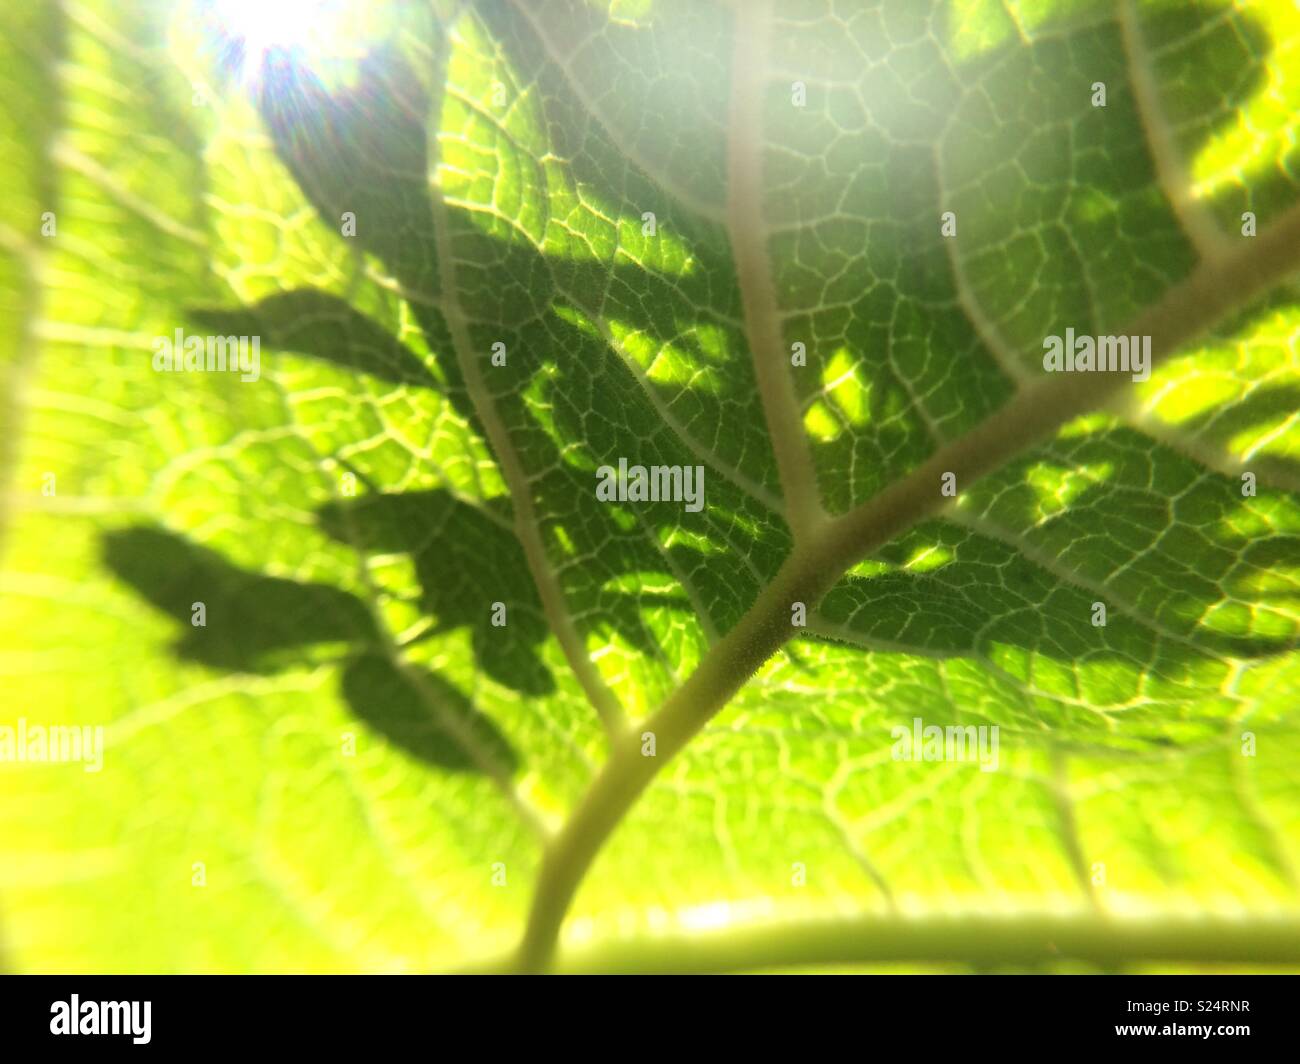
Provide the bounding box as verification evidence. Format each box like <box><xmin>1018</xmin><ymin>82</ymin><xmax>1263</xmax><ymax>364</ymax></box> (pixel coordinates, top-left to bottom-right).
<box><xmin>1</xmin><ymin>0</ymin><xmax>1299</xmax><ymax>973</ymax></box>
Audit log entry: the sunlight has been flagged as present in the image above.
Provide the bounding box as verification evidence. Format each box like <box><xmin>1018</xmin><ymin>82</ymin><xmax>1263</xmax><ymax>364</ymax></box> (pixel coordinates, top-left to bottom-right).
<box><xmin>210</xmin><ymin>0</ymin><xmax>331</xmax><ymax>53</ymax></box>
<box><xmin>203</xmin><ymin>0</ymin><xmax>385</xmax><ymax>89</ymax></box>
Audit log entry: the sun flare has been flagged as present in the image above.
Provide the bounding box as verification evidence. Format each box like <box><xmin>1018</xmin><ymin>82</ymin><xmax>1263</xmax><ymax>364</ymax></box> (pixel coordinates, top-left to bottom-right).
<box><xmin>202</xmin><ymin>0</ymin><xmax>384</xmax><ymax>89</ymax></box>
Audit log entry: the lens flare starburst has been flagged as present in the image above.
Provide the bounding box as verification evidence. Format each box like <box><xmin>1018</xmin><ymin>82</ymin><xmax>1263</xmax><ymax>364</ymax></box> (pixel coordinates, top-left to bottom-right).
<box><xmin>202</xmin><ymin>0</ymin><xmax>383</xmax><ymax>91</ymax></box>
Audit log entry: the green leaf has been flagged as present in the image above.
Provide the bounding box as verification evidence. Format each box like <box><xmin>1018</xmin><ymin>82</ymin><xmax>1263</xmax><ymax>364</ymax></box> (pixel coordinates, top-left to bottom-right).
<box><xmin>2</xmin><ymin>0</ymin><xmax>1299</xmax><ymax>973</ymax></box>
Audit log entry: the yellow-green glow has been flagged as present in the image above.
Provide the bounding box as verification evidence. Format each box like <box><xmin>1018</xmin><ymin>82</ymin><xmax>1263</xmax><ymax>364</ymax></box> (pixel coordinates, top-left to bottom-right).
<box><xmin>903</xmin><ymin>545</ymin><xmax>954</xmax><ymax>573</ymax></box>
<box><xmin>1190</xmin><ymin>3</ymin><xmax>1300</xmax><ymax>201</ymax></box>
<box><xmin>803</xmin><ymin>400</ymin><xmax>842</xmax><ymax>442</ymax></box>
<box><xmin>1024</xmin><ymin>459</ymin><xmax>1114</xmax><ymax>519</ymax></box>
<box><xmin>823</xmin><ymin>347</ymin><xmax>869</xmax><ymax>426</ymax></box>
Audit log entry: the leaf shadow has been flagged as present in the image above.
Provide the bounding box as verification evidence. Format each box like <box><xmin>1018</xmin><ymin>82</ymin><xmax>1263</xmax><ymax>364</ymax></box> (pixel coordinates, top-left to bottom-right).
<box><xmin>317</xmin><ymin>489</ymin><xmax>556</xmax><ymax>696</ymax></box>
<box><xmin>100</xmin><ymin>524</ymin><xmax>520</xmax><ymax>774</ymax></box>
<box><xmin>250</xmin><ymin>37</ymin><xmax>781</xmax><ymax>504</ymax></box>
<box><xmin>230</xmin><ymin>44</ymin><xmax>791</xmax><ymax>669</ymax></box>
<box><xmin>101</xmin><ymin>525</ymin><xmax>377</xmax><ymax>672</ymax></box>
<box><xmin>813</xmin><ymin>428</ymin><xmax>1298</xmax><ymax>724</ymax></box>
<box><xmin>341</xmin><ymin>651</ymin><xmax>518</xmax><ymax>774</ymax></box>
<box><xmin>190</xmin><ymin>288</ymin><xmax>441</xmax><ymax>390</ymax></box>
